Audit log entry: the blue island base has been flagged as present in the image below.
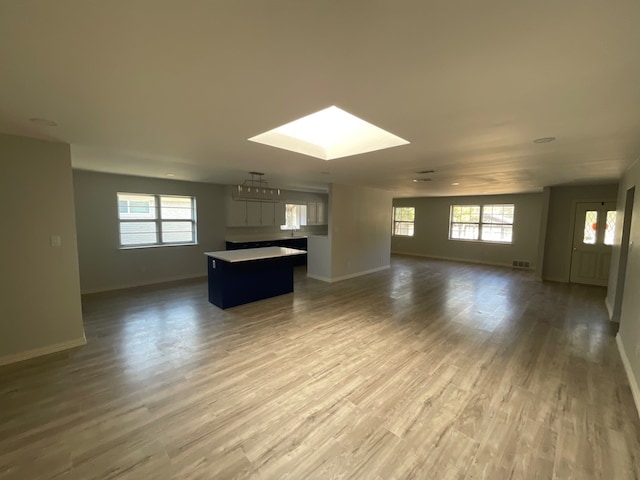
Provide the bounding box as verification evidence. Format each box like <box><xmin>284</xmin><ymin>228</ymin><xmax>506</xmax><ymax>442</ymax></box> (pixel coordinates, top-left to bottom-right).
<box><xmin>207</xmin><ymin>256</ymin><xmax>296</xmax><ymax>309</ymax></box>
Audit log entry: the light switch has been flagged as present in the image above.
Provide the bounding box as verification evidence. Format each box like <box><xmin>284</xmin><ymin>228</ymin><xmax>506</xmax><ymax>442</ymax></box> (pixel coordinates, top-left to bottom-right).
<box><xmin>50</xmin><ymin>235</ymin><xmax>61</xmax><ymax>247</ymax></box>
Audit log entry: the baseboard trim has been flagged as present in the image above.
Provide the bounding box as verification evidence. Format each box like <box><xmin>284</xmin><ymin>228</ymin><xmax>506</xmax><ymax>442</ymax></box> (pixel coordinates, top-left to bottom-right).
<box><xmin>306</xmin><ymin>273</ymin><xmax>332</xmax><ymax>283</ymax></box>
<box><xmin>333</xmin><ymin>264</ymin><xmax>390</xmax><ymax>282</ymax></box>
<box><xmin>308</xmin><ymin>265</ymin><xmax>390</xmax><ymax>283</ymax></box>
<box><xmin>391</xmin><ymin>251</ymin><xmax>526</xmax><ymax>270</ymax></box>
<box><xmin>81</xmin><ymin>273</ymin><xmax>206</xmax><ymax>294</ymax></box>
<box><xmin>616</xmin><ymin>333</ymin><xmax>640</xmax><ymax>420</ymax></box>
<box><xmin>605</xmin><ymin>296</ymin><xmax>614</xmax><ymax>320</ymax></box>
<box><xmin>0</xmin><ymin>336</ymin><xmax>87</xmax><ymax>367</ymax></box>
<box><xmin>540</xmin><ymin>276</ymin><xmax>569</xmax><ymax>283</ymax></box>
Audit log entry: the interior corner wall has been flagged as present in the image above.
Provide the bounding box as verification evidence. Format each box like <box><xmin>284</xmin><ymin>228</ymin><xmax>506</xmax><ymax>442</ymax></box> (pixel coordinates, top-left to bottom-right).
<box><xmin>0</xmin><ymin>134</ymin><xmax>85</xmax><ymax>361</ymax></box>
<box><xmin>329</xmin><ymin>183</ymin><xmax>392</xmax><ymax>280</ymax></box>
<box><xmin>73</xmin><ymin>170</ymin><xmax>226</xmax><ymax>293</ymax></box>
<box><xmin>391</xmin><ymin>193</ymin><xmax>542</xmax><ymax>269</ymax></box>
<box><xmin>541</xmin><ymin>184</ymin><xmax>619</xmax><ymax>282</ymax></box>
<box><xmin>535</xmin><ymin>187</ymin><xmax>551</xmax><ymax>281</ymax></box>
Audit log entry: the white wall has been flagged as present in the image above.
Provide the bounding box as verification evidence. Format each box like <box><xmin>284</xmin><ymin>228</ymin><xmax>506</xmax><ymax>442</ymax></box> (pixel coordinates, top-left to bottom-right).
<box><xmin>541</xmin><ymin>184</ymin><xmax>618</xmax><ymax>282</ymax></box>
<box><xmin>307</xmin><ymin>235</ymin><xmax>332</xmax><ymax>281</ymax></box>
<box><xmin>0</xmin><ymin>134</ymin><xmax>85</xmax><ymax>363</ymax></box>
<box><xmin>610</xmin><ymin>159</ymin><xmax>640</xmax><ymax>410</ymax></box>
<box><xmin>391</xmin><ymin>193</ymin><xmax>543</xmax><ymax>269</ymax></box>
<box><xmin>329</xmin><ymin>183</ymin><xmax>392</xmax><ymax>280</ymax></box>
<box><xmin>73</xmin><ymin>170</ymin><xmax>226</xmax><ymax>293</ymax></box>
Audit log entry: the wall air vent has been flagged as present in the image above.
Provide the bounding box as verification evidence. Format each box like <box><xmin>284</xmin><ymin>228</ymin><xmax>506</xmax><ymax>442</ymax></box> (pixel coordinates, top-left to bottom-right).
<box><xmin>512</xmin><ymin>260</ymin><xmax>531</xmax><ymax>269</ymax></box>
<box><xmin>232</xmin><ymin>172</ymin><xmax>281</xmax><ymax>203</ymax></box>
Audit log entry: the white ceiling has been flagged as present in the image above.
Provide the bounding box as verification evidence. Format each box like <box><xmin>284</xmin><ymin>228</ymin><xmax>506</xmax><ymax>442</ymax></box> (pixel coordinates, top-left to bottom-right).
<box><xmin>1</xmin><ymin>1</ymin><xmax>639</xmax><ymax>197</ymax></box>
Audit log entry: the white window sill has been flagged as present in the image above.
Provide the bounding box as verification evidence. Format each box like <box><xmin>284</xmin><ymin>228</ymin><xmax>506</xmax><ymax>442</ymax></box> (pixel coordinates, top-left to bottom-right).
<box><xmin>119</xmin><ymin>243</ymin><xmax>198</xmax><ymax>250</ymax></box>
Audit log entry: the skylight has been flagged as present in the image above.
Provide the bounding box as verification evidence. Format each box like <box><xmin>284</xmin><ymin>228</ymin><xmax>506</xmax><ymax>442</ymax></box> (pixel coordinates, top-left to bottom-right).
<box><xmin>248</xmin><ymin>106</ymin><xmax>410</xmax><ymax>160</ymax></box>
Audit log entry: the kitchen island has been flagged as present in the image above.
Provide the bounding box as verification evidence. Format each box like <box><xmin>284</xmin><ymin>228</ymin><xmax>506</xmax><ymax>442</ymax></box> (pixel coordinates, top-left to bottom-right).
<box><xmin>204</xmin><ymin>246</ymin><xmax>307</xmax><ymax>309</ymax></box>
<box><xmin>225</xmin><ymin>236</ymin><xmax>308</xmax><ymax>266</ymax></box>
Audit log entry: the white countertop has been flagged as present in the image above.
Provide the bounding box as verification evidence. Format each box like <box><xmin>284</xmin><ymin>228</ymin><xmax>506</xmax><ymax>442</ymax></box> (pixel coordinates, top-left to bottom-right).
<box><xmin>205</xmin><ymin>246</ymin><xmax>307</xmax><ymax>263</ymax></box>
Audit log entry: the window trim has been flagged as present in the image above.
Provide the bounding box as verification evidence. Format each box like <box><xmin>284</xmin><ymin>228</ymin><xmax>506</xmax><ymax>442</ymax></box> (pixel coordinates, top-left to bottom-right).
<box><xmin>448</xmin><ymin>204</ymin><xmax>514</xmax><ymax>244</ymax></box>
<box><xmin>392</xmin><ymin>206</ymin><xmax>415</xmax><ymax>237</ymax></box>
<box><xmin>280</xmin><ymin>203</ymin><xmax>307</xmax><ymax>230</ymax></box>
<box><xmin>604</xmin><ymin>210</ymin><xmax>616</xmax><ymax>246</ymax></box>
<box><xmin>117</xmin><ymin>192</ymin><xmax>198</xmax><ymax>249</ymax></box>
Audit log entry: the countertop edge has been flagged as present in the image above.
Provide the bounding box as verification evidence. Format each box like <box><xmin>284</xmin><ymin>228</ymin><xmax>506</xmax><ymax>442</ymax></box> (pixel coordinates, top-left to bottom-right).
<box><xmin>205</xmin><ymin>246</ymin><xmax>307</xmax><ymax>263</ymax></box>
<box><xmin>225</xmin><ymin>236</ymin><xmax>308</xmax><ymax>243</ymax></box>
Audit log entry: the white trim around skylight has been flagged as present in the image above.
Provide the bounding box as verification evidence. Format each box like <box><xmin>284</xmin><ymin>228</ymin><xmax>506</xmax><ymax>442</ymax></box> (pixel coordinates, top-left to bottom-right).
<box><xmin>248</xmin><ymin>106</ymin><xmax>409</xmax><ymax>160</ymax></box>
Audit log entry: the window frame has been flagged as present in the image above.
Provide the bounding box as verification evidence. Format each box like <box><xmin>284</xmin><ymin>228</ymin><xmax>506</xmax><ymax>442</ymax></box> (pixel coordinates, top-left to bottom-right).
<box><xmin>449</xmin><ymin>204</ymin><xmax>515</xmax><ymax>244</ymax></box>
<box><xmin>117</xmin><ymin>192</ymin><xmax>198</xmax><ymax>249</ymax></box>
<box><xmin>604</xmin><ymin>210</ymin><xmax>616</xmax><ymax>246</ymax></box>
<box><xmin>392</xmin><ymin>206</ymin><xmax>415</xmax><ymax>237</ymax></box>
<box><xmin>280</xmin><ymin>203</ymin><xmax>307</xmax><ymax>230</ymax></box>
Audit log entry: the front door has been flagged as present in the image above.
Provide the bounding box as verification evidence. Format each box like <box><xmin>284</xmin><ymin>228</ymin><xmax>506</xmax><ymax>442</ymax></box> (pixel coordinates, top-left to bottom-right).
<box><xmin>569</xmin><ymin>201</ymin><xmax>616</xmax><ymax>286</ymax></box>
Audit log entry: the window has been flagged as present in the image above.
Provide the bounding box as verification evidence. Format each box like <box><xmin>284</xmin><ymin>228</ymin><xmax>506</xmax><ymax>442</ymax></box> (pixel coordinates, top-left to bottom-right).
<box><xmin>449</xmin><ymin>204</ymin><xmax>514</xmax><ymax>243</ymax></box>
<box><xmin>117</xmin><ymin>193</ymin><xmax>197</xmax><ymax>247</ymax></box>
<box><xmin>393</xmin><ymin>207</ymin><xmax>415</xmax><ymax>236</ymax></box>
<box><xmin>119</xmin><ymin>199</ymin><xmax>151</xmax><ymax>215</ymax></box>
<box><xmin>280</xmin><ymin>203</ymin><xmax>307</xmax><ymax>230</ymax></box>
<box><xmin>582</xmin><ymin>210</ymin><xmax>598</xmax><ymax>245</ymax></box>
<box><xmin>604</xmin><ymin>210</ymin><xmax>616</xmax><ymax>246</ymax></box>
<box><xmin>449</xmin><ymin>205</ymin><xmax>480</xmax><ymax>240</ymax></box>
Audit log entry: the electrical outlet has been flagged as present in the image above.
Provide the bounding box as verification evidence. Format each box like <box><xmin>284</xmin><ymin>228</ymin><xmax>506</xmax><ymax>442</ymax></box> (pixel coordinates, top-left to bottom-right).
<box><xmin>50</xmin><ymin>235</ymin><xmax>61</xmax><ymax>247</ymax></box>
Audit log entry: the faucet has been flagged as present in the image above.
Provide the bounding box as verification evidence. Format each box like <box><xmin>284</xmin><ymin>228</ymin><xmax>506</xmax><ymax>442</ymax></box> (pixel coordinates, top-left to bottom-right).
<box><xmin>291</xmin><ymin>227</ymin><xmax>296</xmax><ymax>237</ymax></box>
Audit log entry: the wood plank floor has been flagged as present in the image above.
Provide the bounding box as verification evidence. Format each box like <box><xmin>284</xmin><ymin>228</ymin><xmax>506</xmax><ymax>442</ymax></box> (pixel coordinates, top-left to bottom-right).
<box><xmin>1</xmin><ymin>255</ymin><xmax>639</xmax><ymax>479</ymax></box>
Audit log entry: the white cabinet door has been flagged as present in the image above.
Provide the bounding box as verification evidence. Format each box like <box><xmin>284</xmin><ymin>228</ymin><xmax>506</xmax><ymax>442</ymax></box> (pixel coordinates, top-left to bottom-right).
<box><xmin>261</xmin><ymin>202</ymin><xmax>275</xmax><ymax>226</ymax></box>
<box><xmin>247</xmin><ymin>202</ymin><xmax>262</xmax><ymax>226</ymax></box>
<box><xmin>316</xmin><ymin>202</ymin><xmax>327</xmax><ymax>224</ymax></box>
<box><xmin>227</xmin><ymin>200</ymin><xmax>247</xmax><ymax>227</ymax></box>
<box><xmin>307</xmin><ymin>202</ymin><xmax>318</xmax><ymax>225</ymax></box>
<box><xmin>274</xmin><ymin>202</ymin><xmax>286</xmax><ymax>227</ymax></box>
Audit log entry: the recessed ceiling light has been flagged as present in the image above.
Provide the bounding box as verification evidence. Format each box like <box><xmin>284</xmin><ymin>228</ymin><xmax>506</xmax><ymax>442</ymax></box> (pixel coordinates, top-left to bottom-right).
<box><xmin>412</xmin><ymin>178</ymin><xmax>432</xmax><ymax>182</ymax></box>
<box><xmin>29</xmin><ymin>118</ymin><xmax>57</xmax><ymax>127</ymax></box>
<box><xmin>166</xmin><ymin>173</ymin><xmax>175</xmax><ymax>177</ymax></box>
<box><xmin>533</xmin><ymin>137</ymin><xmax>556</xmax><ymax>143</ymax></box>
<box><xmin>451</xmin><ymin>182</ymin><xmax>460</xmax><ymax>186</ymax></box>
<box><xmin>248</xmin><ymin>106</ymin><xmax>410</xmax><ymax>161</ymax></box>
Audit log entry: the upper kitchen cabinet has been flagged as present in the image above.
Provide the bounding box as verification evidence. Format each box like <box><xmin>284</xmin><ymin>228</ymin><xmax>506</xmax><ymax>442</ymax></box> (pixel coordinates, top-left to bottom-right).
<box><xmin>317</xmin><ymin>202</ymin><xmax>327</xmax><ymax>225</ymax></box>
<box><xmin>262</xmin><ymin>202</ymin><xmax>287</xmax><ymax>226</ymax></box>
<box><xmin>275</xmin><ymin>202</ymin><xmax>286</xmax><ymax>227</ymax></box>
<box><xmin>225</xmin><ymin>185</ymin><xmax>326</xmax><ymax>227</ymax></box>
<box><xmin>307</xmin><ymin>202</ymin><xmax>317</xmax><ymax>225</ymax></box>
<box><xmin>226</xmin><ymin>198</ymin><xmax>287</xmax><ymax>226</ymax></box>
<box><xmin>226</xmin><ymin>199</ymin><xmax>248</xmax><ymax>227</ymax></box>
<box><xmin>246</xmin><ymin>201</ymin><xmax>262</xmax><ymax>226</ymax></box>
<box><xmin>261</xmin><ymin>202</ymin><xmax>275</xmax><ymax>226</ymax></box>
<box><xmin>307</xmin><ymin>201</ymin><xmax>328</xmax><ymax>225</ymax></box>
